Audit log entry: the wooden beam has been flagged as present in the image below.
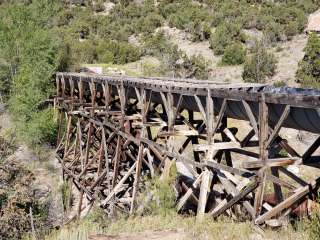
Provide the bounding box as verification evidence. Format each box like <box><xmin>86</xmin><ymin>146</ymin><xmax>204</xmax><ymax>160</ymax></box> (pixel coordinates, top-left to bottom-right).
<box><xmin>242</xmin><ymin>157</ymin><xmax>301</xmax><ymax>169</ymax></box>
<box><xmin>255</xmin><ymin>177</ymin><xmax>320</xmax><ymax>224</ymax></box>
<box><xmin>101</xmin><ymin>162</ymin><xmax>137</xmax><ymax>206</ymax></box>
<box><xmin>176</xmin><ymin>173</ymin><xmax>204</xmax><ymax>211</ymax></box>
<box><xmin>242</xmin><ymin>100</ymin><xmax>258</xmax><ymax>136</ymax></box>
<box><xmin>302</xmin><ymin>136</ymin><xmax>320</xmax><ymax>162</ymax></box>
<box><xmin>197</xmin><ymin>170</ymin><xmax>212</xmax><ymax>219</ymax></box>
<box><xmin>211</xmin><ymin>180</ymin><xmax>258</xmax><ymax>218</ymax></box>
<box><xmin>266</xmin><ymin>105</ymin><xmax>290</xmax><ymax>148</ymax></box>
<box><xmin>194</xmin><ymin>142</ymin><xmax>241</xmax><ymax>151</ymax></box>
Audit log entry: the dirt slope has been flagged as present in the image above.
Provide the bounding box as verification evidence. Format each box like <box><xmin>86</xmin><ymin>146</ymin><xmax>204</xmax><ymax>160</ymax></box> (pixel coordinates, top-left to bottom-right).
<box><xmin>271</xmin><ymin>34</ymin><xmax>308</xmax><ymax>86</ymax></box>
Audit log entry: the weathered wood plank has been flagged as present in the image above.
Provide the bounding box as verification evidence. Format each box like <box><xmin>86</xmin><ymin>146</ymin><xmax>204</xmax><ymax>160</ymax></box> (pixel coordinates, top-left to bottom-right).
<box><xmin>197</xmin><ymin>170</ymin><xmax>212</xmax><ymax>219</ymax></box>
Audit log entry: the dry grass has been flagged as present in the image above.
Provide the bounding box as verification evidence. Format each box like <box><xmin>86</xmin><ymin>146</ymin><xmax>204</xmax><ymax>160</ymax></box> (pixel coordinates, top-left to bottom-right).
<box><xmin>43</xmin><ymin>210</ymin><xmax>310</xmax><ymax>240</ymax></box>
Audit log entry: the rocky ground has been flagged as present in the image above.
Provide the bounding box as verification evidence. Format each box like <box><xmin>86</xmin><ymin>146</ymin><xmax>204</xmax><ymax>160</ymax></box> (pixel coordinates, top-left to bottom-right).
<box><xmin>0</xmin><ymin>103</ymin><xmax>64</xmax><ymax>230</ymax></box>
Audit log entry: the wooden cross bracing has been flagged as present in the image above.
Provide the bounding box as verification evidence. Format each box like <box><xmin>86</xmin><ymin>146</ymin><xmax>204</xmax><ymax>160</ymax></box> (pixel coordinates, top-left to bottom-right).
<box><xmin>55</xmin><ymin>73</ymin><xmax>320</xmax><ymax>225</ymax></box>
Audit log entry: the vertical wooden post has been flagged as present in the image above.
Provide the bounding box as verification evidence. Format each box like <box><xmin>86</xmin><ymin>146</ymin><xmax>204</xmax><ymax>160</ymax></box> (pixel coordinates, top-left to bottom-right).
<box><xmin>197</xmin><ymin>170</ymin><xmax>212</xmax><ymax>220</ymax></box>
<box><xmin>188</xmin><ymin>110</ymin><xmax>201</xmax><ymax>164</ymax></box>
<box><xmin>221</xmin><ymin>117</ymin><xmax>232</xmax><ymax>167</ymax></box>
<box><xmin>130</xmin><ymin>142</ymin><xmax>144</xmax><ymax>214</ymax></box>
<box><xmin>254</xmin><ymin>94</ymin><xmax>268</xmax><ymax>218</ymax></box>
<box><xmin>161</xmin><ymin>90</ymin><xmax>175</xmax><ymax>179</ymax></box>
<box><xmin>103</xmin><ymin>83</ymin><xmax>111</xmax><ymax>118</ymax></box>
<box><xmin>206</xmin><ymin>89</ymin><xmax>214</xmax><ymax>144</ymax></box>
<box><xmin>130</xmin><ymin>88</ymin><xmax>147</xmax><ymax>213</ymax></box>
<box><xmin>84</xmin><ymin>80</ymin><xmax>96</xmax><ymax>167</ymax></box>
<box><xmin>112</xmin><ymin>83</ymin><xmax>126</xmax><ymax>188</ymax></box>
<box><xmin>77</xmin><ymin>189</ymin><xmax>84</xmax><ymax>219</ymax></box>
<box><xmin>271</xmin><ymin>167</ymin><xmax>283</xmax><ymax>203</ymax></box>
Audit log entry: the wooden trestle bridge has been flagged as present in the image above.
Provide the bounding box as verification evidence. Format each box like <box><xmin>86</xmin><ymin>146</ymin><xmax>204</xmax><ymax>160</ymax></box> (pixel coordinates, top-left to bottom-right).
<box><xmin>55</xmin><ymin>72</ymin><xmax>320</xmax><ymax>225</ymax></box>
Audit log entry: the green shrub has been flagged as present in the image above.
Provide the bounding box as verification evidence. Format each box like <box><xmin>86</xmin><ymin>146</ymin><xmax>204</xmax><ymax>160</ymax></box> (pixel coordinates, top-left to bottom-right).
<box><xmin>221</xmin><ymin>42</ymin><xmax>246</xmax><ymax>65</ymax></box>
<box><xmin>188</xmin><ymin>20</ymin><xmax>212</xmax><ymax>42</ymax></box>
<box><xmin>284</xmin><ymin>21</ymin><xmax>299</xmax><ymax>41</ymax></box>
<box><xmin>273</xmin><ymin>81</ymin><xmax>287</xmax><ymax>87</ymax></box>
<box><xmin>296</xmin><ymin>33</ymin><xmax>320</xmax><ymax>89</ymax></box>
<box><xmin>139</xmin><ymin>162</ymin><xmax>177</xmax><ymax>216</ymax></box>
<box><xmin>0</xmin><ymin>1</ymin><xmax>65</xmax><ymax>147</ymax></box>
<box><xmin>93</xmin><ymin>0</ymin><xmax>105</xmax><ymax>12</ymax></box>
<box><xmin>242</xmin><ymin>41</ymin><xmax>277</xmax><ymax>83</ymax></box>
<box><xmin>175</xmin><ymin>54</ymin><xmax>209</xmax><ymax>80</ymax></box>
<box><xmin>210</xmin><ymin>22</ymin><xmax>242</xmax><ymax>55</ymax></box>
<box><xmin>72</xmin><ymin>40</ymin><xmax>97</xmax><ymax>64</ymax></box>
<box><xmin>60</xmin><ymin>180</ymin><xmax>73</xmax><ymax>212</ymax></box>
<box><xmin>165</xmin><ymin>2</ymin><xmax>211</xmax><ymax>41</ymax></box>
<box><xmin>143</xmin><ymin>31</ymin><xmax>171</xmax><ymax>56</ymax></box>
<box><xmin>138</xmin><ymin>14</ymin><xmax>164</xmax><ymax>34</ymax></box>
<box><xmin>263</xmin><ymin>21</ymin><xmax>284</xmax><ymax>44</ymax></box>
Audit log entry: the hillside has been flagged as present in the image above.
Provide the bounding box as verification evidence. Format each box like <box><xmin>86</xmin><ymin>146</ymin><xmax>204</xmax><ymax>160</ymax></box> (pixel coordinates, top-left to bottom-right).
<box><xmin>1</xmin><ymin>0</ymin><xmax>320</xmax><ymax>239</ymax></box>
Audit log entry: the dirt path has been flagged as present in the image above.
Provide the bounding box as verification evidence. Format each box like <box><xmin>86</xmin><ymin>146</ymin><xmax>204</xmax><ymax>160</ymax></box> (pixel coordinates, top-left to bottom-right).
<box><xmin>160</xmin><ymin>26</ymin><xmax>244</xmax><ymax>83</ymax></box>
<box><xmin>89</xmin><ymin>230</ymin><xmax>186</xmax><ymax>240</ymax></box>
<box><xmin>161</xmin><ymin>26</ymin><xmax>308</xmax><ymax>85</ymax></box>
<box><xmin>270</xmin><ymin>34</ymin><xmax>308</xmax><ymax>86</ymax></box>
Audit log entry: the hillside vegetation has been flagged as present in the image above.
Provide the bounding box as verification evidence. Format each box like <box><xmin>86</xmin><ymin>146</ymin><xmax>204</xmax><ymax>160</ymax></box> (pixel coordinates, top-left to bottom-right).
<box><xmin>0</xmin><ymin>1</ymin><xmax>319</xmax><ymax>123</ymax></box>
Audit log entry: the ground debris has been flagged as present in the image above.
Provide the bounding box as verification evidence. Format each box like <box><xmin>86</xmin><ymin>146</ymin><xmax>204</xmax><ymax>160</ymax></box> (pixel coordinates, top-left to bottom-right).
<box><xmin>0</xmin><ymin>159</ymin><xmax>50</xmax><ymax>239</ymax></box>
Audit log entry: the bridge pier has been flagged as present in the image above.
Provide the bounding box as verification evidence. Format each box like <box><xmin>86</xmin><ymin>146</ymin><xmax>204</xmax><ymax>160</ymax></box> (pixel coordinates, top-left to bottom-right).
<box><xmin>55</xmin><ymin>73</ymin><xmax>320</xmax><ymax>225</ymax></box>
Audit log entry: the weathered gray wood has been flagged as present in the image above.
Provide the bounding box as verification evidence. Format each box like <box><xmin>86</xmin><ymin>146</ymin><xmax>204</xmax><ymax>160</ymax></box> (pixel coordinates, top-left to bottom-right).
<box><xmin>56</xmin><ymin>72</ymin><xmax>320</xmax><ymax>225</ymax></box>
<box><xmin>211</xmin><ymin>180</ymin><xmax>258</xmax><ymax>218</ymax></box>
<box><xmin>197</xmin><ymin>170</ymin><xmax>212</xmax><ymax>219</ymax></box>
<box><xmin>242</xmin><ymin>100</ymin><xmax>259</xmax><ymax>136</ymax></box>
<box><xmin>271</xmin><ymin>167</ymin><xmax>283</xmax><ymax>203</ymax></box>
<box><xmin>101</xmin><ymin>162</ymin><xmax>137</xmax><ymax>206</ymax></box>
<box><xmin>176</xmin><ymin>173</ymin><xmax>203</xmax><ymax>211</ymax></box>
<box><xmin>266</xmin><ymin>105</ymin><xmax>290</xmax><ymax>148</ymax></box>
<box><xmin>255</xmin><ymin>177</ymin><xmax>320</xmax><ymax>224</ymax></box>
<box><xmin>302</xmin><ymin>136</ymin><xmax>320</xmax><ymax>162</ymax></box>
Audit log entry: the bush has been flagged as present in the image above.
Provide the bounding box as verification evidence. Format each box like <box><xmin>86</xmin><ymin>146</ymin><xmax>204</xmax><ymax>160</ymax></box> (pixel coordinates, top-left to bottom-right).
<box><xmin>70</xmin><ymin>39</ymin><xmax>142</xmax><ymax>65</ymax></box>
<box><xmin>166</xmin><ymin>2</ymin><xmax>211</xmax><ymax>42</ymax></box>
<box><xmin>143</xmin><ymin>31</ymin><xmax>172</xmax><ymax>56</ymax></box>
<box><xmin>284</xmin><ymin>21</ymin><xmax>300</xmax><ymax>41</ymax></box>
<box><xmin>273</xmin><ymin>81</ymin><xmax>287</xmax><ymax>87</ymax></box>
<box><xmin>72</xmin><ymin>40</ymin><xmax>97</xmax><ymax>64</ymax></box>
<box><xmin>175</xmin><ymin>54</ymin><xmax>209</xmax><ymax>79</ymax></box>
<box><xmin>263</xmin><ymin>21</ymin><xmax>284</xmax><ymax>44</ymax></box>
<box><xmin>210</xmin><ymin>22</ymin><xmax>243</xmax><ymax>55</ymax></box>
<box><xmin>138</xmin><ymin>14</ymin><xmax>164</xmax><ymax>34</ymax></box>
<box><xmin>242</xmin><ymin>41</ymin><xmax>277</xmax><ymax>83</ymax></box>
<box><xmin>296</xmin><ymin>33</ymin><xmax>320</xmax><ymax>88</ymax></box>
<box><xmin>221</xmin><ymin>43</ymin><xmax>246</xmax><ymax>65</ymax></box>
<box><xmin>143</xmin><ymin>31</ymin><xmax>209</xmax><ymax>79</ymax></box>
<box><xmin>93</xmin><ymin>0</ymin><xmax>105</xmax><ymax>12</ymax></box>
<box><xmin>0</xmin><ymin>159</ymin><xmax>50</xmax><ymax>239</ymax></box>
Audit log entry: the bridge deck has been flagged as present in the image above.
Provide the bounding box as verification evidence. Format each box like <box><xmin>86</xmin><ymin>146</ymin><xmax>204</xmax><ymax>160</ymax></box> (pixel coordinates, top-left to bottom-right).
<box><xmin>58</xmin><ymin>72</ymin><xmax>320</xmax><ymax>133</ymax></box>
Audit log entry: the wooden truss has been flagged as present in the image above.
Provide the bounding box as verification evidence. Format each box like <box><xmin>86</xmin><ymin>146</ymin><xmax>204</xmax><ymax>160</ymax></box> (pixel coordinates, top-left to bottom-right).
<box><xmin>55</xmin><ymin>73</ymin><xmax>320</xmax><ymax>225</ymax></box>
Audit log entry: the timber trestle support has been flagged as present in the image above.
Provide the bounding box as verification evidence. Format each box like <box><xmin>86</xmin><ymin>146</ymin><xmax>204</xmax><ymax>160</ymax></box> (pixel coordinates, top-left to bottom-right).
<box><xmin>55</xmin><ymin>72</ymin><xmax>320</xmax><ymax>226</ymax></box>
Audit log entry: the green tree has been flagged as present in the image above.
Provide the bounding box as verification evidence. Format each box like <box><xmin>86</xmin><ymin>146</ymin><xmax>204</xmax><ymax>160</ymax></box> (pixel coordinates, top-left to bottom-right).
<box><xmin>0</xmin><ymin>1</ymin><xmax>63</xmax><ymax>146</ymax></box>
<box><xmin>210</xmin><ymin>22</ymin><xmax>243</xmax><ymax>55</ymax></box>
<box><xmin>242</xmin><ymin>41</ymin><xmax>277</xmax><ymax>83</ymax></box>
<box><xmin>296</xmin><ymin>33</ymin><xmax>320</xmax><ymax>88</ymax></box>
